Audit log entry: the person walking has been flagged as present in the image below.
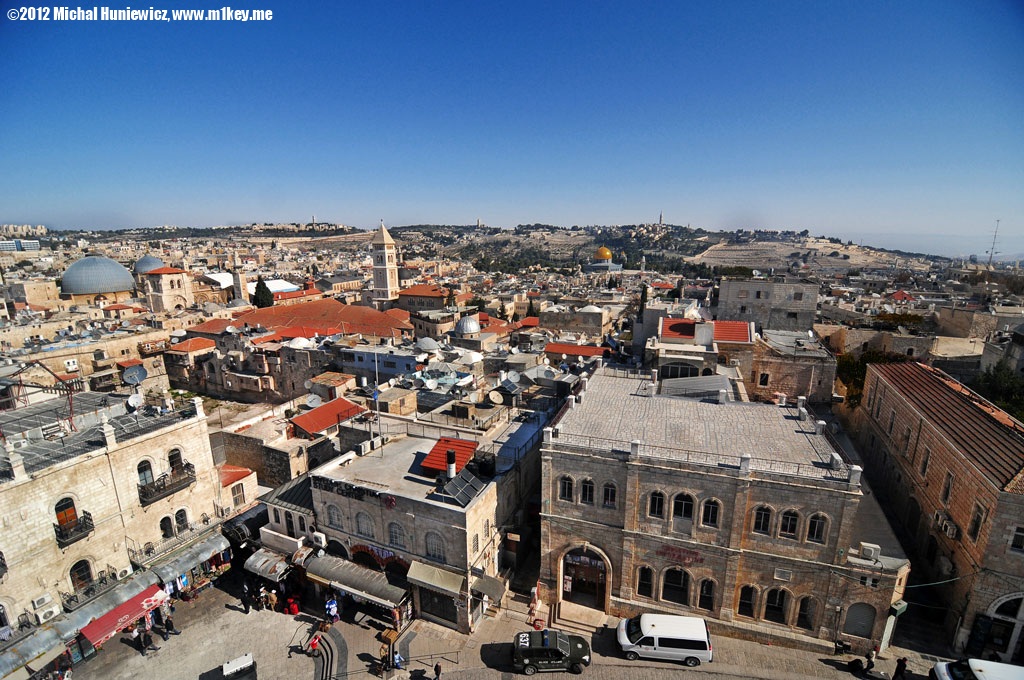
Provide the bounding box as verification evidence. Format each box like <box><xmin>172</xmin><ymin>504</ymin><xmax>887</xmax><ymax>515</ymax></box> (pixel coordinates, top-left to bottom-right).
<box><xmin>241</xmin><ymin>581</ymin><xmax>251</xmax><ymax>614</ymax></box>
<box><xmin>267</xmin><ymin>590</ymin><xmax>278</xmax><ymax>613</ymax></box>
<box><xmin>893</xmin><ymin>657</ymin><xmax>908</xmax><ymax>679</ymax></box>
<box><xmin>163</xmin><ymin>614</ymin><xmax>181</xmax><ymax>637</ymax></box>
<box><xmin>306</xmin><ymin>633</ymin><xmax>322</xmax><ymax>658</ymax></box>
<box><xmin>131</xmin><ymin>627</ymin><xmax>145</xmax><ymax>656</ymax></box>
<box><xmin>393</xmin><ymin>650</ymin><xmax>404</xmax><ymax>670</ymax></box>
<box><xmin>864</xmin><ymin>648</ymin><xmax>876</xmax><ymax>674</ymax></box>
<box><xmin>434</xmin><ymin>661</ymin><xmax>442</xmax><ymax>679</ymax></box>
<box><xmin>142</xmin><ymin>630</ymin><xmax>159</xmax><ymax>654</ymax></box>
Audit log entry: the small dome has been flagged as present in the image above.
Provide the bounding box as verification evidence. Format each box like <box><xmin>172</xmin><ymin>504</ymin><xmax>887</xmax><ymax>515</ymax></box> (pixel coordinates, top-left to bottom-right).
<box><xmin>286</xmin><ymin>337</ymin><xmax>314</xmax><ymax>349</ymax></box>
<box><xmin>416</xmin><ymin>337</ymin><xmax>441</xmax><ymax>351</ymax></box>
<box><xmin>578</xmin><ymin>305</ymin><xmax>602</xmax><ymax>313</ymax></box>
<box><xmin>133</xmin><ymin>253</ymin><xmax>165</xmax><ymax>275</ymax></box>
<box><xmin>454</xmin><ymin>316</ymin><xmax>481</xmax><ymax>336</ymax></box>
<box><xmin>457</xmin><ymin>351</ymin><xmax>484</xmax><ymax>365</ymax></box>
<box><xmin>595</xmin><ymin>246</ymin><xmax>613</xmax><ymax>261</ymax></box>
<box><xmin>61</xmin><ymin>254</ymin><xmax>135</xmax><ymax>296</ymax></box>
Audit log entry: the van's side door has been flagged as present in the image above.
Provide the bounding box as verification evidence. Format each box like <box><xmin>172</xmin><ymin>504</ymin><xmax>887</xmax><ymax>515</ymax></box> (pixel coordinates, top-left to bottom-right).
<box><xmin>636</xmin><ymin>635</ymin><xmax>660</xmax><ymax>659</ymax></box>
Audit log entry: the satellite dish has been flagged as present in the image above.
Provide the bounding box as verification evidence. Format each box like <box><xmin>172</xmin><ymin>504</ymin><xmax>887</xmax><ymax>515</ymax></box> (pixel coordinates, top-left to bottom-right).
<box><xmin>424</xmin><ymin>379</ymin><xmax>439</xmax><ymax>390</ymax></box>
<box><xmin>123</xmin><ymin>364</ymin><xmax>148</xmax><ymax>385</ymax></box>
<box><xmin>510</xmin><ymin>347</ymin><xmax>519</xmax><ymax>354</ymax></box>
<box><xmin>543</xmin><ymin>357</ymin><xmax>550</xmax><ymax>365</ymax></box>
<box><xmin>489</xmin><ymin>390</ymin><xmax>504</xmax><ymax>405</ymax></box>
<box><xmin>561</xmin><ymin>354</ymin><xmax>568</xmax><ymax>360</ymax></box>
<box><xmin>413</xmin><ymin>378</ymin><xmax>424</xmax><ymax>389</ymax></box>
<box><xmin>225</xmin><ymin>325</ymin><xmax>239</xmax><ymax>334</ymax></box>
<box><xmin>507</xmin><ymin>370</ymin><xmax>520</xmax><ymax>383</ymax></box>
<box><xmin>303</xmin><ymin>379</ymin><xmax>313</xmax><ymax>390</ymax></box>
<box><xmin>306</xmin><ymin>394</ymin><xmax>323</xmax><ymax>408</ymax></box>
<box><xmin>121</xmin><ymin>320</ymin><xmax>131</xmax><ymax>328</ymax></box>
<box><xmin>127</xmin><ymin>394</ymin><xmax>144</xmax><ymax>409</ymax></box>
<box><xmin>58</xmin><ymin>329</ymin><xmax>69</xmax><ymax>337</ymax></box>
<box><xmin>170</xmin><ymin>330</ymin><xmax>187</xmax><ymax>338</ymax></box>
<box><xmin>468</xmin><ymin>392</ymin><xmax>481</xmax><ymax>404</ymax></box>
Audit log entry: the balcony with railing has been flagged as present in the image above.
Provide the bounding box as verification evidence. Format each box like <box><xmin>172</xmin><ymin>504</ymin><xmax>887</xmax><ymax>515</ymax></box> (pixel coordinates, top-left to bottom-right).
<box><xmin>59</xmin><ymin>564</ymin><xmax>120</xmax><ymax>611</ymax></box>
<box><xmin>54</xmin><ymin>511</ymin><xmax>95</xmax><ymax>548</ymax></box>
<box><xmin>127</xmin><ymin>515</ymin><xmax>219</xmax><ymax>567</ymax></box>
<box><xmin>138</xmin><ymin>462</ymin><xmax>196</xmax><ymax>506</ymax></box>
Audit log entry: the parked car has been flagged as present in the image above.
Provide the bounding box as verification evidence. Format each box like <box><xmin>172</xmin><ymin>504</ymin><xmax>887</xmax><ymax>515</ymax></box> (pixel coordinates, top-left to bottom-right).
<box><xmin>511</xmin><ymin>628</ymin><xmax>591</xmax><ymax>675</ymax></box>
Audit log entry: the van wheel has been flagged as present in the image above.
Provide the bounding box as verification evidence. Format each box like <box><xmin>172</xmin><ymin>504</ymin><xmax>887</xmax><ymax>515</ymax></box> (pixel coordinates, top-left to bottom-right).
<box><xmin>523</xmin><ymin>665</ymin><xmax>538</xmax><ymax>676</ymax></box>
<box><xmin>570</xmin><ymin>663</ymin><xmax>584</xmax><ymax>674</ymax></box>
<box><xmin>625</xmin><ymin>651</ymin><xmax>639</xmax><ymax>661</ymax></box>
<box><xmin>684</xmin><ymin>657</ymin><xmax>701</xmax><ymax>667</ymax></box>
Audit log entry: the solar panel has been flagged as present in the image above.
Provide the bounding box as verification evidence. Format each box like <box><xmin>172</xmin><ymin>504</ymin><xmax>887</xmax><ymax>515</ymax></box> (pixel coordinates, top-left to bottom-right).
<box><xmin>442</xmin><ymin>468</ymin><xmax>485</xmax><ymax>507</ymax></box>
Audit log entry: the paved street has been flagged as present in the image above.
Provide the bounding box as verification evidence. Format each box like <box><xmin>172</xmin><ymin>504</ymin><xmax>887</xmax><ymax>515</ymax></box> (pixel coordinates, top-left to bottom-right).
<box><xmin>70</xmin><ymin>574</ymin><xmax>949</xmax><ymax>680</ymax></box>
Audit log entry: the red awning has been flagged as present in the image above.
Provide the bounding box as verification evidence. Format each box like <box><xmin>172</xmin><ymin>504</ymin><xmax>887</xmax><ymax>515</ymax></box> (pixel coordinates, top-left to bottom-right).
<box><xmin>80</xmin><ymin>585</ymin><xmax>168</xmax><ymax>646</ymax></box>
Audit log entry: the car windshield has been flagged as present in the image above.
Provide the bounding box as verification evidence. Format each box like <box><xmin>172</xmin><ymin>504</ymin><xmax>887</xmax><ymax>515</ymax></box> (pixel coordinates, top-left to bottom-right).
<box><xmin>625</xmin><ymin>616</ymin><xmax>644</xmax><ymax>644</ymax></box>
<box><xmin>555</xmin><ymin>631</ymin><xmax>570</xmax><ymax>656</ymax></box>
<box><xmin>945</xmin><ymin>662</ymin><xmax>979</xmax><ymax>680</ymax></box>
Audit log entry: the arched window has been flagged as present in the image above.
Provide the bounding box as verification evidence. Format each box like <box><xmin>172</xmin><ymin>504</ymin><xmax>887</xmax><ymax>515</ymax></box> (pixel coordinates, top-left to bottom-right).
<box><xmin>0</xmin><ymin>603</ymin><xmax>9</xmax><ymax>628</ymax></box>
<box><xmin>699</xmin><ymin>579</ymin><xmax>715</xmax><ymax>610</ymax></box>
<box><xmin>69</xmin><ymin>560</ymin><xmax>93</xmax><ymax>592</ymax></box>
<box><xmin>298</xmin><ymin>516</ymin><xmax>306</xmax><ymax>533</ymax></box>
<box><xmin>843</xmin><ymin>602</ymin><xmax>877</xmax><ymax>638</ymax></box>
<box><xmin>807</xmin><ymin>514</ymin><xmax>827</xmax><ymax>543</ymax></box>
<box><xmin>425</xmin><ymin>532</ymin><xmax>446</xmax><ymax>563</ymax></box>
<box><xmin>388</xmin><ymin>522</ymin><xmax>406</xmax><ymax>549</ymax></box>
<box><xmin>753</xmin><ymin>506</ymin><xmax>772</xmax><ymax>534</ymax></box>
<box><xmin>797</xmin><ymin>597</ymin><xmax>816</xmax><ymax>630</ymax></box>
<box><xmin>602</xmin><ymin>483</ymin><xmax>617</xmax><ymax>508</ymax></box>
<box><xmin>160</xmin><ymin>516</ymin><xmax>175</xmax><ymax>538</ymax></box>
<box><xmin>355</xmin><ymin>513</ymin><xmax>374</xmax><ymax>539</ymax></box>
<box><xmin>780</xmin><ymin>510</ymin><xmax>799</xmax><ymax>538</ymax></box>
<box><xmin>738</xmin><ymin>586</ymin><xmax>756</xmax><ymax>617</ymax></box>
<box><xmin>580</xmin><ymin>479</ymin><xmax>595</xmax><ymax>505</ymax></box>
<box><xmin>765</xmin><ymin>588</ymin><xmax>788</xmax><ymax>623</ymax></box>
<box><xmin>559</xmin><ymin>476</ymin><xmax>574</xmax><ymax>501</ymax></box>
<box><xmin>168</xmin><ymin>448</ymin><xmax>183</xmax><ymax>472</ymax></box>
<box><xmin>701</xmin><ymin>500</ymin><xmax>720</xmax><ymax>528</ymax></box>
<box><xmin>662</xmin><ymin>568</ymin><xmax>689</xmax><ymax>605</ymax></box>
<box><xmin>327</xmin><ymin>505</ymin><xmax>343</xmax><ymax>529</ymax></box>
<box><xmin>284</xmin><ymin>511</ymin><xmax>295</xmax><ymax>537</ymax></box>
<box><xmin>649</xmin><ymin>491</ymin><xmax>665</xmax><ymax>518</ymax></box>
<box><xmin>672</xmin><ymin>494</ymin><xmax>694</xmax><ymax>520</ymax></box>
<box><xmin>636</xmin><ymin>566</ymin><xmax>653</xmax><ymax>598</ymax></box>
<box><xmin>55</xmin><ymin>497</ymin><xmax>78</xmax><ymax>527</ymax></box>
<box><xmin>138</xmin><ymin>460</ymin><xmax>154</xmax><ymax>486</ymax></box>
<box><xmin>174</xmin><ymin>509</ymin><xmax>188</xmax><ymax>532</ymax></box>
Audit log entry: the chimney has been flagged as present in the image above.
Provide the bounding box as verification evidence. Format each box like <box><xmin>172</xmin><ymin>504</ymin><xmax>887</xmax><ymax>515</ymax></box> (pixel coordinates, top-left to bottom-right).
<box><xmin>849</xmin><ymin>465</ymin><xmax>863</xmax><ymax>488</ymax></box>
<box><xmin>718</xmin><ymin>389</ymin><xmax>727</xmax><ymax>404</ymax></box>
<box><xmin>543</xmin><ymin>427</ymin><xmax>553</xmax><ymax>445</ymax></box>
<box><xmin>778</xmin><ymin>393</ymin><xmax>787</xmax><ymax>407</ymax></box>
<box><xmin>799</xmin><ymin>407</ymin><xmax>808</xmax><ymax>421</ymax></box>
<box><xmin>815</xmin><ymin>420</ymin><xmax>826</xmax><ymax>435</ymax></box>
<box><xmin>446</xmin><ymin>449</ymin><xmax>457</xmax><ymax>480</ymax></box>
<box><xmin>650</xmin><ymin>369</ymin><xmax>658</xmax><ymax>384</ymax></box>
<box><xmin>739</xmin><ymin>453</ymin><xmax>751</xmax><ymax>475</ymax></box>
<box><xmin>797</xmin><ymin>395</ymin><xmax>806</xmax><ymax>411</ymax></box>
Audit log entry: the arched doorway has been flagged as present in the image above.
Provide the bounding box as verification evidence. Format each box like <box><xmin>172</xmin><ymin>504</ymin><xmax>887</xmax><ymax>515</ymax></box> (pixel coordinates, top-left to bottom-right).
<box><xmin>968</xmin><ymin>594</ymin><xmax>1024</xmax><ymax>663</ymax></box>
<box><xmin>326</xmin><ymin>540</ymin><xmax>348</xmax><ymax>560</ymax></box>
<box><xmin>844</xmin><ymin>602</ymin><xmax>877</xmax><ymax>638</ymax></box>
<box><xmin>562</xmin><ymin>547</ymin><xmax>607</xmax><ymax>610</ymax></box>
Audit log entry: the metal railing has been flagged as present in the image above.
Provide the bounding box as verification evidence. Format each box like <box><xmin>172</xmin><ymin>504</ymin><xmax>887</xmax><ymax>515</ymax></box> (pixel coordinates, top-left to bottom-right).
<box><xmin>127</xmin><ymin>516</ymin><xmax>219</xmax><ymax>566</ymax></box>
<box><xmin>138</xmin><ymin>461</ymin><xmax>196</xmax><ymax>506</ymax></box>
<box><xmin>59</xmin><ymin>564</ymin><xmax>120</xmax><ymax>610</ymax></box>
<box><xmin>54</xmin><ymin>511</ymin><xmax>94</xmax><ymax>548</ymax></box>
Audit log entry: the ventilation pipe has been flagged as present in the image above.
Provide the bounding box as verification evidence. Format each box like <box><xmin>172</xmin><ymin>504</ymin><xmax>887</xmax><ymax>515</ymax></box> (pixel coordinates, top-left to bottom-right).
<box><xmin>446</xmin><ymin>449</ymin><xmax>457</xmax><ymax>480</ymax></box>
<box><xmin>718</xmin><ymin>389</ymin><xmax>727</xmax><ymax>404</ymax></box>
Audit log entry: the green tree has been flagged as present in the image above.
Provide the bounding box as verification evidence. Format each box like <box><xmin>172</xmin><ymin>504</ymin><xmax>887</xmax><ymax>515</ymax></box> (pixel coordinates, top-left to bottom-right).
<box><xmin>526</xmin><ymin>298</ymin><xmax>536</xmax><ymax>317</ymax></box>
<box><xmin>445</xmin><ymin>287</ymin><xmax>457</xmax><ymax>308</ymax></box>
<box><xmin>638</xmin><ymin>285</ymin><xmax>648</xmax><ymax>320</ymax></box>
<box><xmin>971</xmin><ymin>359</ymin><xmax>1024</xmax><ymax>422</ymax></box>
<box><xmin>252</xmin><ymin>276</ymin><xmax>274</xmax><ymax>308</ymax></box>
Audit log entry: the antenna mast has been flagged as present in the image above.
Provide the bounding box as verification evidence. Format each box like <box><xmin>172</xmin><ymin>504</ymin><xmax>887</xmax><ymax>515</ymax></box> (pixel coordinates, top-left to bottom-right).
<box><xmin>986</xmin><ymin>219</ymin><xmax>1000</xmax><ymax>269</ymax></box>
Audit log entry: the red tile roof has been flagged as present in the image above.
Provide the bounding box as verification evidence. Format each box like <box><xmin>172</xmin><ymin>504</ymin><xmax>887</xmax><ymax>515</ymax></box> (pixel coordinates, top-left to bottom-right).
<box><xmin>519</xmin><ymin>316</ymin><xmax>540</xmax><ymax>328</ymax></box>
<box><xmin>235</xmin><ymin>299</ymin><xmax>412</xmax><ymax>338</ymax></box>
<box><xmin>544</xmin><ymin>342</ymin><xmax>607</xmax><ymax>357</ymax></box>
<box><xmin>421</xmin><ymin>437</ymin><xmax>478</xmax><ymax>475</ymax></box>
<box><xmin>145</xmin><ymin>267</ymin><xmax>188</xmax><ymax>275</ymax></box>
<box><xmin>399</xmin><ymin>284</ymin><xmax>448</xmax><ymax>298</ymax></box>
<box><xmin>713</xmin><ymin>320</ymin><xmax>753</xmax><ymax>343</ymax></box>
<box><xmin>661</xmin><ymin>319</ymin><xmax>696</xmax><ymax>340</ymax></box>
<box><xmin>290</xmin><ymin>397</ymin><xmax>365</xmax><ymax>434</ymax></box>
<box><xmin>169</xmin><ymin>337</ymin><xmax>217</xmax><ymax>352</ymax></box>
<box><xmin>276</xmin><ymin>325</ymin><xmax>342</xmax><ymax>339</ymax></box>
<box><xmin>190</xmin><ymin>318</ymin><xmax>234</xmax><ymax>335</ymax></box>
<box><xmin>219</xmin><ymin>464</ymin><xmax>253</xmax><ymax>487</ymax></box>
<box><xmin>872</xmin><ymin>362</ymin><xmax>1024</xmax><ymax>492</ymax></box>
<box><xmin>891</xmin><ymin>290</ymin><xmax>916</xmax><ymax>302</ymax></box>
<box><xmin>116</xmin><ymin>359</ymin><xmax>143</xmax><ymax>368</ymax></box>
<box><xmin>103</xmin><ymin>303</ymin><xmax>134</xmax><ymax>311</ymax></box>
<box><xmin>385</xmin><ymin>308</ymin><xmax>411</xmax><ymax>322</ymax></box>
<box><xmin>651</xmin><ymin>282</ymin><xmax>675</xmax><ymax>289</ymax></box>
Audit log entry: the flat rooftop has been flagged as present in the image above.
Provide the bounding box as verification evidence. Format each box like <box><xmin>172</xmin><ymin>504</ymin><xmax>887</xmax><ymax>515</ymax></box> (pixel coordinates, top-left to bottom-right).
<box><xmin>555</xmin><ymin>370</ymin><xmax>846</xmax><ymax>480</ymax></box>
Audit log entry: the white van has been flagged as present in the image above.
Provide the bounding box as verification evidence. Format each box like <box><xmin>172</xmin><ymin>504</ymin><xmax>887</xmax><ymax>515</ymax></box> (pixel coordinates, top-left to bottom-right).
<box><xmin>616</xmin><ymin>613</ymin><xmax>713</xmax><ymax>666</ymax></box>
<box><xmin>931</xmin><ymin>659</ymin><xmax>1024</xmax><ymax>680</ymax></box>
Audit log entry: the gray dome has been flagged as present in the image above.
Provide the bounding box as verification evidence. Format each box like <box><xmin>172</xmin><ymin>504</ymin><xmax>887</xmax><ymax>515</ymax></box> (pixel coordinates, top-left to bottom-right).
<box><xmin>454</xmin><ymin>316</ymin><xmax>481</xmax><ymax>336</ymax></box>
<box><xmin>416</xmin><ymin>337</ymin><xmax>440</xmax><ymax>351</ymax></box>
<box><xmin>61</xmin><ymin>254</ymin><xmax>135</xmax><ymax>295</ymax></box>
<box><xmin>133</xmin><ymin>253</ymin><xmax>165</xmax><ymax>274</ymax></box>
<box><xmin>578</xmin><ymin>305</ymin><xmax>602</xmax><ymax>313</ymax></box>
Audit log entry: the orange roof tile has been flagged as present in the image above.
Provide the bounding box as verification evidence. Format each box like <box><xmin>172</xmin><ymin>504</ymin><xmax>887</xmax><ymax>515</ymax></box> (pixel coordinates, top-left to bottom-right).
<box><xmin>103</xmin><ymin>303</ymin><xmax>134</xmax><ymax>311</ymax></box>
<box><xmin>190</xmin><ymin>318</ymin><xmax>234</xmax><ymax>335</ymax></box>
<box><xmin>234</xmin><ymin>299</ymin><xmax>412</xmax><ymax>338</ymax></box>
<box><xmin>169</xmin><ymin>337</ymin><xmax>217</xmax><ymax>352</ymax></box>
<box><xmin>421</xmin><ymin>437</ymin><xmax>478</xmax><ymax>475</ymax></box>
<box><xmin>290</xmin><ymin>397</ymin><xmax>365</xmax><ymax>434</ymax></box>
<box><xmin>651</xmin><ymin>282</ymin><xmax>675</xmax><ymax>289</ymax></box>
<box><xmin>713</xmin><ymin>320</ymin><xmax>753</xmax><ymax>343</ymax></box>
<box><xmin>219</xmin><ymin>464</ymin><xmax>253</xmax><ymax>487</ymax></box>
<box><xmin>398</xmin><ymin>284</ymin><xmax>448</xmax><ymax>298</ymax></box>
<box><xmin>519</xmin><ymin>316</ymin><xmax>540</xmax><ymax>327</ymax></box>
<box><xmin>116</xmin><ymin>359</ymin><xmax>143</xmax><ymax>368</ymax></box>
<box><xmin>145</xmin><ymin>267</ymin><xmax>188</xmax><ymax>275</ymax></box>
<box><xmin>385</xmin><ymin>308</ymin><xmax>411</xmax><ymax>322</ymax></box>
<box><xmin>661</xmin><ymin>319</ymin><xmax>696</xmax><ymax>340</ymax></box>
<box><xmin>544</xmin><ymin>342</ymin><xmax>607</xmax><ymax>357</ymax></box>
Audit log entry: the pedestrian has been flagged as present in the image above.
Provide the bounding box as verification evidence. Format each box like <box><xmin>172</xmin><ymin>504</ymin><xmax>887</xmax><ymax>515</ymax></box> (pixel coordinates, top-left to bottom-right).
<box><xmin>131</xmin><ymin>627</ymin><xmax>145</xmax><ymax>656</ymax></box>
<box><xmin>434</xmin><ymin>661</ymin><xmax>442</xmax><ymax>679</ymax></box>
<box><xmin>164</xmin><ymin>614</ymin><xmax>180</xmax><ymax>636</ymax></box>
<box><xmin>894</xmin><ymin>657</ymin><xmax>908</xmax><ymax>680</ymax></box>
<box><xmin>864</xmin><ymin>648</ymin><xmax>876</xmax><ymax>674</ymax></box>
<box><xmin>307</xmin><ymin>633</ymin><xmax>321</xmax><ymax>658</ymax></box>
<box><xmin>143</xmin><ymin>630</ymin><xmax>159</xmax><ymax>653</ymax></box>
<box><xmin>393</xmin><ymin>651</ymin><xmax>404</xmax><ymax>670</ymax></box>
<box><xmin>241</xmin><ymin>582</ymin><xmax>251</xmax><ymax>614</ymax></box>
<box><xmin>267</xmin><ymin>590</ymin><xmax>278</xmax><ymax>612</ymax></box>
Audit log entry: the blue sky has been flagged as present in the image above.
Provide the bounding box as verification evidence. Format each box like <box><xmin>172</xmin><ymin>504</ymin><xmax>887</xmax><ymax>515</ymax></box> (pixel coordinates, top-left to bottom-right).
<box><xmin>1</xmin><ymin>0</ymin><xmax>1022</xmax><ymax>258</ymax></box>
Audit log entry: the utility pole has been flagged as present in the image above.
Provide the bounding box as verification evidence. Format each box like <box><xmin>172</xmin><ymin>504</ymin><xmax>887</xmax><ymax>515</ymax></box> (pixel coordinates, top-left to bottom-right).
<box><xmin>986</xmin><ymin>219</ymin><xmax>1000</xmax><ymax>269</ymax></box>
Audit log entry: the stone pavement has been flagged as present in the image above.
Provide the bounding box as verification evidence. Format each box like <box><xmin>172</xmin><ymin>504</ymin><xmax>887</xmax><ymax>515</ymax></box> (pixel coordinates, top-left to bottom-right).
<box><xmin>70</xmin><ymin>578</ymin><xmax>951</xmax><ymax>680</ymax></box>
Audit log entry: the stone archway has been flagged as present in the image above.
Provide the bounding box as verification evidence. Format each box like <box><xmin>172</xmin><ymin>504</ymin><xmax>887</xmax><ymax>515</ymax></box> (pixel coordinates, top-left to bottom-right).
<box><xmin>559</xmin><ymin>545</ymin><xmax>611</xmax><ymax>613</ymax></box>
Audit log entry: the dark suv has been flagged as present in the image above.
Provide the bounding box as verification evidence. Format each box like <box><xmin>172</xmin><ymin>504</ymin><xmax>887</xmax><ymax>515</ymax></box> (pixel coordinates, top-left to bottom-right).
<box><xmin>512</xmin><ymin>628</ymin><xmax>592</xmax><ymax>675</ymax></box>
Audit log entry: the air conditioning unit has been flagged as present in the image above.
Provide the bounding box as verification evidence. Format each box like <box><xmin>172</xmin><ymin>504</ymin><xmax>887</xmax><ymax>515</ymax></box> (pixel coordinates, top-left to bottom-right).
<box><xmin>218</xmin><ymin>506</ymin><xmax>232</xmax><ymax>518</ymax></box>
<box><xmin>933</xmin><ymin>510</ymin><xmax>946</xmax><ymax>527</ymax></box>
<box><xmin>117</xmin><ymin>566</ymin><xmax>133</xmax><ymax>580</ymax></box>
<box><xmin>859</xmin><ymin>542</ymin><xmax>882</xmax><ymax>561</ymax></box>
<box><xmin>311</xmin><ymin>532</ymin><xmax>327</xmax><ymax>548</ymax></box>
<box><xmin>942</xmin><ymin>521</ymin><xmax>959</xmax><ymax>539</ymax></box>
<box><xmin>729</xmin><ymin>358</ymin><xmax>741</xmax><ymax>367</ymax></box>
<box><xmin>31</xmin><ymin>592</ymin><xmax>53</xmax><ymax>610</ymax></box>
<box><xmin>34</xmin><ymin>602</ymin><xmax>61</xmax><ymax>624</ymax></box>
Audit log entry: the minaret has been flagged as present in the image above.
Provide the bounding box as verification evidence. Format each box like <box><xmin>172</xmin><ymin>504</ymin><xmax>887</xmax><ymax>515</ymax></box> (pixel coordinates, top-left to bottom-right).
<box><xmin>371</xmin><ymin>220</ymin><xmax>399</xmax><ymax>309</ymax></box>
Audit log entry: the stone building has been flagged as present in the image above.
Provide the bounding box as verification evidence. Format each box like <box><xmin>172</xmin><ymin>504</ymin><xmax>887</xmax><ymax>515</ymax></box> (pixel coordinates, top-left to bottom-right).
<box><xmin>538</xmin><ymin>304</ymin><xmax>611</xmax><ymax>340</ymax></box>
<box><xmin>369</xmin><ymin>223</ymin><xmax>400</xmax><ymax>310</ymax></box>
<box><xmin>0</xmin><ymin>391</ymin><xmax>235</xmax><ymax>676</ymax></box>
<box><xmin>540</xmin><ymin>368</ymin><xmax>909</xmax><ymax>653</ymax></box>
<box><xmin>717</xmin><ymin>277</ymin><xmax>819</xmax><ymax>332</ymax></box>
<box><xmin>143</xmin><ymin>266</ymin><xmax>195</xmax><ymax>313</ymax></box>
<box><xmin>749</xmin><ymin>330</ymin><xmax>837</xmax><ymax>404</ymax></box>
<box><xmin>855</xmin><ymin>362</ymin><xmax>1024</xmax><ymax>662</ymax></box>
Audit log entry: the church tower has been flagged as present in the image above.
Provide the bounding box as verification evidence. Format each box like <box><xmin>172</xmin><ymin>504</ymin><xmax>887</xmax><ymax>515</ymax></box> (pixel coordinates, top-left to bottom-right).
<box><xmin>370</xmin><ymin>220</ymin><xmax>399</xmax><ymax>309</ymax></box>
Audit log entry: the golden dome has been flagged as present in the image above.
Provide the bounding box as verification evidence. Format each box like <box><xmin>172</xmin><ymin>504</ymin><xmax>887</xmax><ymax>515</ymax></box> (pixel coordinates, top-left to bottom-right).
<box><xmin>595</xmin><ymin>246</ymin><xmax>613</xmax><ymax>261</ymax></box>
